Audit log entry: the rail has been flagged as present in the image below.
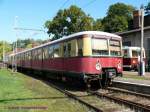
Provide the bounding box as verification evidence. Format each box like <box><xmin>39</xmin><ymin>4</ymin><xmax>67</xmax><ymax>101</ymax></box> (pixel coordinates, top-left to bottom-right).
<box><xmin>90</xmin><ymin>90</ymin><xmax>150</xmax><ymax>112</ymax></box>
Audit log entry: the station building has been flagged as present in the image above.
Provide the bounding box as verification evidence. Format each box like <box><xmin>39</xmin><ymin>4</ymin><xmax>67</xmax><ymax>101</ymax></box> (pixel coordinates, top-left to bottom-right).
<box><xmin>117</xmin><ymin>11</ymin><xmax>150</xmax><ymax>65</ymax></box>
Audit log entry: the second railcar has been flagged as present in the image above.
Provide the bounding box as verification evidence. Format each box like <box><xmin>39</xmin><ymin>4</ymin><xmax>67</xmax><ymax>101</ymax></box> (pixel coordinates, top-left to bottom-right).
<box><xmin>123</xmin><ymin>46</ymin><xmax>145</xmax><ymax>71</ymax></box>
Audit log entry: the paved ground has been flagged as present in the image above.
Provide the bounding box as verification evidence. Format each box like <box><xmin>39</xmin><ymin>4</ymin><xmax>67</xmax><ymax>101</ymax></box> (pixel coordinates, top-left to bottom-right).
<box><xmin>123</xmin><ymin>71</ymin><xmax>150</xmax><ymax>78</ymax></box>
<box><xmin>114</xmin><ymin>71</ymin><xmax>150</xmax><ymax>85</ymax></box>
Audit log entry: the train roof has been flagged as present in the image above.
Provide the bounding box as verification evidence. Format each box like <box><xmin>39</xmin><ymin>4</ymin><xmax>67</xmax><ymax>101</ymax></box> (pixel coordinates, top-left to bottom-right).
<box><xmin>11</xmin><ymin>31</ymin><xmax>122</xmax><ymax>56</ymax></box>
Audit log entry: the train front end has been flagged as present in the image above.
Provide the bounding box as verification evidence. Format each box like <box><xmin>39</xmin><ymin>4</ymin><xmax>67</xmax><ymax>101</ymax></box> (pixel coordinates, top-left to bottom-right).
<box><xmin>80</xmin><ymin>32</ymin><xmax>122</xmax><ymax>87</ymax></box>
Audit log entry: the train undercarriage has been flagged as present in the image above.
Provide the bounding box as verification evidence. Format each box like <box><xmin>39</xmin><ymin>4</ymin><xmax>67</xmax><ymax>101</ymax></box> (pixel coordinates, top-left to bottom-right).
<box><xmin>8</xmin><ymin>65</ymin><xmax>121</xmax><ymax>89</ymax></box>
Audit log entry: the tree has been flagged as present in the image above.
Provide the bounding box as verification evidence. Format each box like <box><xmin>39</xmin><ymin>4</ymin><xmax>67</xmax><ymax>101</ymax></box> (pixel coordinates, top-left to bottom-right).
<box><xmin>0</xmin><ymin>41</ymin><xmax>12</xmax><ymax>61</ymax></box>
<box><xmin>145</xmin><ymin>2</ymin><xmax>150</xmax><ymax>15</ymax></box>
<box><xmin>45</xmin><ymin>5</ymin><xmax>94</xmax><ymax>40</ymax></box>
<box><xmin>12</xmin><ymin>38</ymin><xmax>43</xmax><ymax>49</ymax></box>
<box><xmin>93</xmin><ymin>19</ymin><xmax>104</xmax><ymax>31</ymax></box>
<box><xmin>102</xmin><ymin>2</ymin><xmax>135</xmax><ymax>32</ymax></box>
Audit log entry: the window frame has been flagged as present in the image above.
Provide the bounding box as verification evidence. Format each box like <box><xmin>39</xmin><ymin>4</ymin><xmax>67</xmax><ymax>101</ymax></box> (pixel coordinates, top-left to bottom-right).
<box><xmin>92</xmin><ymin>38</ymin><xmax>109</xmax><ymax>56</ymax></box>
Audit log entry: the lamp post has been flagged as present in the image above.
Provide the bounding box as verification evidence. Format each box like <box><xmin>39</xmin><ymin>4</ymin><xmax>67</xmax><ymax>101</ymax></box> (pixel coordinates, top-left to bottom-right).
<box><xmin>139</xmin><ymin>5</ymin><xmax>145</xmax><ymax>76</ymax></box>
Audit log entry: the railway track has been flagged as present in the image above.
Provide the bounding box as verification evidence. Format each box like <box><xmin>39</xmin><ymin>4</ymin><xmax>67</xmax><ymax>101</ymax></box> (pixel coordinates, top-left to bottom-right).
<box><xmin>23</xmin><ymin>73</ymin><xmax>148</xmax><ymax>112</ymax></box>
<box><xmin>43</xmin><ymin>80</ymin><xmax>133</xmax><ymax>112</ymax></box>
<box><xmin>89</xmin><ymin>87</ymin><xmax>150</xmax><ymax>112</ymax></box>
<box><xmin>44</xmin><ymin>81</ymin><xmax>103</xmax><ymax>112</ymax></box>
<box><xmin>107</xmin><ymin>87</ymin><xmax>150</xmax><ymax>99</ymax></box>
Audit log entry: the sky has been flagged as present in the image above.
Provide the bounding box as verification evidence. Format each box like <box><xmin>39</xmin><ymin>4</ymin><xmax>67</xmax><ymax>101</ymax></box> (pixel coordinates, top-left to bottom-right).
<box><xmin>0</xmin><ymin>0</ymin><xmax>149</xmax><ymax>43</ymax></box>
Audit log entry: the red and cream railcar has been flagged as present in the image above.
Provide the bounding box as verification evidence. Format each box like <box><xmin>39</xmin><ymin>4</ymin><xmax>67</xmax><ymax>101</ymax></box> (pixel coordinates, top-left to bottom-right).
<box><xmin>8</xmin><ymin>31</ymin><xmax>123</xmax><ymax>85</ymax></box>
<box><xmin>123</xmin><ymin>46</ymin><xmax>145</xmax><ymax>70</ymax></box>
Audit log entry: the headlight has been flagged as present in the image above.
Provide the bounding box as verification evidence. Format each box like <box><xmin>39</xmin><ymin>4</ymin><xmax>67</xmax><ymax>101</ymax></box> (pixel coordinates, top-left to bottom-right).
<box><xmin>132</xmin><ymin>60</ymin><xmax>136</xmax><ymax>64</ymax></box>
<box><xmin>96</xmin><ymin>60</ymin><xmax>101</xmax><ymax>71</ymax></box>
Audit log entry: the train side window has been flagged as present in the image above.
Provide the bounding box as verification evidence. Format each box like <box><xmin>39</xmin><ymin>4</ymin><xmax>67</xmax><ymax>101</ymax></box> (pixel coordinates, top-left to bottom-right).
<box><xmin>77</xmin><ymin>38</ymin><xmax>83</xmax><ymax>56</ymax></box>
<box><xmin>63</xmin><ymin>43</ymin><xmax>67</xmax><ymax>57</ymax></box>
<box><xmin>43</xmin><ymin>46</ymin><xmax>49</xmax><ymax>59</ymax></box>
<box><xmin>27</xmin><ymin>52</ymin><xmax>29</xmax><ymax>60</ymax></box>
<box><xmin>54</xmin><ymin>44</ymin><xmax>60</xmax><ymax>58</ymax></box>
<box><xmin>48</xmin><ymin>46</ymin><xmax>53</xmax><ymax>58</ymax></box>
<box><xmin>38</xmin><ymin>49</ymin><xmax>42</xmax><ymax>60</ymax></box>
<box><xmin>33</xmin><ymin>50</ymin><xmax>36</xmax><ymax>60</ymax></box>
<box><xmin>63</xmin><ymin>42</ymin><xmax>72</xmax><ymax>57</ymax></box>
<box><xmin>29</xmin><ymin>51</ymin><xmax>31</xmax><ymax>60</ymax></box>
<box><xmin>36</xmin><ymin>50</ymin><xmax>38</xmax><ymax>60</ymax></box>
<box><xmin>26</xmin><ymin>52</ymin><xmax>28</xmax><ymax>60</ymax></box>
<box><xmin>70</xmin><ymin>39</ymin><xmax>77</xmax><ymax>57</ymax></box>
<box><xmin>132</xmin><ymin>50</ymin><xmax>139</xmax><ymax>58</ymax></box>
<box><xmin>32</xmin><ymin>50</ymin><xmax>35</xmax><ymax>60</ymax></box>
<box><xmin>24</xmin><ymin>53</ymin><xmax>26</xmax><ymax>61</ymax></box>
<box><xmin>68</xmin><ymin>43</ymin><xmax>71</xmax><ymax>57</ymax></box>
<box><xmin>123</xmin><ymin>50</ymin><xmax>128</xmax><ymax>57</ymax></box>
<box><xmin>34</xmin><ymin>49</ymin><xmax>38</xmax><ymax>60</ymax></box>
<box><xmin>22</xmin><ymin>54</ymin><xmax>23</xmax><ymax>61</ymax></box>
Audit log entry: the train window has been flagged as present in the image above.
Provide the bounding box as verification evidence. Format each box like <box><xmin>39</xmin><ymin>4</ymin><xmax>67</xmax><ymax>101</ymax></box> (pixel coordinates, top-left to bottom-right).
<box><xmin>132</xmin><ymin>50</ymin><xmax>139</xmax><ymax>58</ymax></box>
<box><xmin>54</xmin><ymin>44</ymin><xmax>60</xmax><ymax>58</ymax></box>
<box><xmin>43</xmin><ymin>46</ymin><xmax>49</xmax><ymax>59</ymax></box>
<box><xmin>29</xmin><ymin>51</ymin><xmax>31</xmax><ymax>60</ymax></box>
<box><xmin>34</xmin><ymin>49</ymin><xmax>38</xmax><ymax>60</ymax></box>
<box><xmin>63</xmin><ymin>43</ymin><xmax>67</xmax><ymax>57</ymax></box>
<box><xmin>32</xmin><ymin>50</ymin><xmax>35</xmax><ymax>60</ymax></box>
<box><xmin>38</xmin><ymin>49</ymin><xmax>42</xmax><ymax>60</ymax></box>
<box><xmin>27</xmin><ymin>52</ymin><xmax>29</xmax><ymax>60</ymax></box>
<box><xmin>77</xmin><ymin>38</ymin><xmax>83</xmax><ymax>56</ymax></box>
<box><xmin>92</xmin><ymin>38</ymin><xmax>108</xmax><ymax>56</ymax></box>
<box><xmin>63</xmin><ymin>42</ymin><xmax>72</xmax><ymax>57</ymax></box>
<box><xmin>22</xmin><ymin>53</ymin><xmax>24</xmax><ymax>61</ymax></box>
<box><xmin>21</xmin><ymin>54</ymin><xmax>23</xmax><ymax>61</ymax></box>
<box><xmin>24</xmin><ymin>53</ymin><xmax>26</xmax><ymax>60</ymax></box>
<box><xmin>123</xmin><ymin>50</ymin><xmax>128</xmax><ymax>57</ymax></box>
<box><xmin>68</xmin><ymin>43</ymin><xmax>71</xmax><ymax>57</ymax></box>
<box><xmin>48</xmin><ymin>46</ymin><xmax>53</xmax><ymax>58</ymax></box>
<box><xmin>26</xmin><ymin>52</ymin><xmax>28</xmax><ymax>60</ymax></box>
<box><xmin>110</xmin><ymin>40</ymin><xmax>121</xmax><ymax>56</ymax></box>
<box><xmin>70</xmin><ymin>39</ymin><xmax>77</xmax><ymax>57</ymax></box>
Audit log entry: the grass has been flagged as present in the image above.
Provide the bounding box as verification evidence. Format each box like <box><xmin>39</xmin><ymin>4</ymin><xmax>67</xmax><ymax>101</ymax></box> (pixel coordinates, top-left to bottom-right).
<box><xmin>0</xmin><ymin>69</ymin><xmax>88</xmax><ymax>112</ymax></box>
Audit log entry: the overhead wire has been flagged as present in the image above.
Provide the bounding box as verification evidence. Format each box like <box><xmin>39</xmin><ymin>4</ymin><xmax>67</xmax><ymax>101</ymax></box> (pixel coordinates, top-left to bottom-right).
<box><xmin>60</xmin><ymin>0</ymin><xmax>70</xmax><ymax>9</ymax></box>
<box><xmin>82</xmin><ymin>0</ymin><xmax>97</xmax><ymax>9</ymax></box>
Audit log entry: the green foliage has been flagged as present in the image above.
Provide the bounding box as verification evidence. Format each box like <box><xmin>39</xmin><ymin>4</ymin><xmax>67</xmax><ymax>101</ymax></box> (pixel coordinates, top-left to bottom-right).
<box><xmin>102</xmin><ymin>15</ymin><xmax>128</xmax><ymax>32</ymax></box>
<box><xmin>102</xmin><ymin>2</ymin><xmax>135</xmax><ymax>32</ymax></box>
<box><xmin>45</xmin><ymin>5</ymin><xmax>95</xmax><ymax>40</ymax></box>
<box><xmin>13</xmin><ymin>38</ymin><xmax>43</xmax><ymax>49</ymax></box>
<box><xmin>26</xmin><ymin>43</ymin><xmax>33</xmax><ymax>48</ymax></box>
<box><xmin>93</xmin><ymin>19</ymin><xmax>104</xmax><ymax>31</ymax></box>
<box><xmin>107</xmin><ymin>3</ymin><xmax>135</xmax><ymax>20</ymax></box>
<box><xmin>145</xmin><ymin>2</ymin><xmax>150</xmax><ymax>15</ymax></box>
<box><xmin>0</xmin><ymin>41</ymin><xmax>12</xmax><ymax>61</ymax></box>
<box><xmin>45</xmin><ymin>3</ymin><xmax>135</xmax><ymax>39</ymax></box>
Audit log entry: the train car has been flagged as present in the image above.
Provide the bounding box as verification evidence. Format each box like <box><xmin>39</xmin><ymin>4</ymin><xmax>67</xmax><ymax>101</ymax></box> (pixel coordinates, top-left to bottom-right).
<box><xmin>8</xmin><ymin>31</ymin><xmax>123</xmax><ymax>87</ymax></box>
<box><xmin>123</xmin><ymin>46</ymin><xmax>145</xmax><ymax>71</ymax></box>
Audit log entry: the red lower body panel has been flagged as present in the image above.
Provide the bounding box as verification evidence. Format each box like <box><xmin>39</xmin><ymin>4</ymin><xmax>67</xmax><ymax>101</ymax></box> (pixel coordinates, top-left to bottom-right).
<box><xmin>29</xmin><ymin>57</ymin><xmax>122</xmax><ymax>74</ymax></box>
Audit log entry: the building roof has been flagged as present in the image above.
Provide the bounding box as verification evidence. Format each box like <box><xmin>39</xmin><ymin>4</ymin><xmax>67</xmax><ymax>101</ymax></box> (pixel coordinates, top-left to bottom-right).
<box><xmin>116</xmin><ymin>26</ymin><xmax>150</xmax><ymax>35</ymax></box>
